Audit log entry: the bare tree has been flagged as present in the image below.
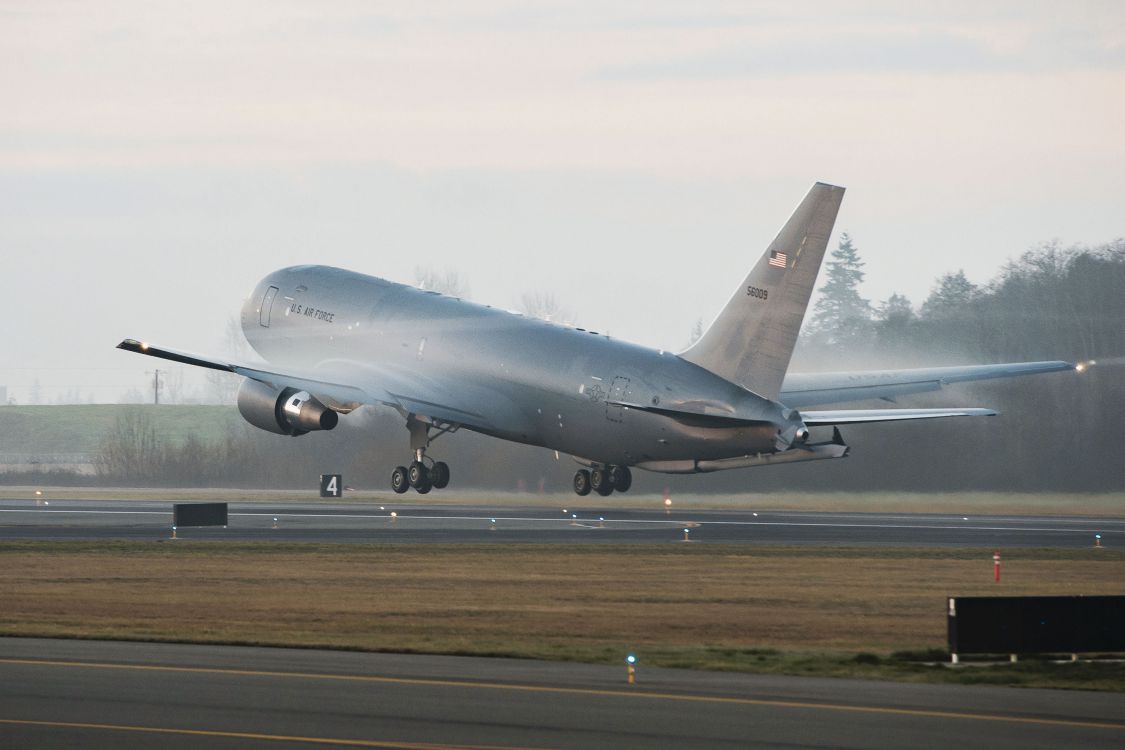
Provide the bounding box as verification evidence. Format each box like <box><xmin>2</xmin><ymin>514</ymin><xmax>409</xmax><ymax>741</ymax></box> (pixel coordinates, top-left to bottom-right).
<box><xmin>414</xmin><ymin>267</ymin><xmax>470</xmax><ymax>298</ymax></box>
<box><xmin>163</xmin><ymin>368</ymin><xmax>186</xmax><ymax>404</ymax></box>
<box><xmin>95</xmin><ymin>408</ymin><xmax>160</xmax><ymax>482</ymax></box>
<box><xmin>689</xmin><ymin>318</ymin><xmax>704</xmax><ymax>346</ymax></box>
<box><xmin>519</xmin><ymin>291</ymin><xmax>573</xmax><ymax>324</ymax></box>
<box><xmin>205</xmin><ymin>316</ymin><xmax>253</xmax><ymax>404</ymax></box>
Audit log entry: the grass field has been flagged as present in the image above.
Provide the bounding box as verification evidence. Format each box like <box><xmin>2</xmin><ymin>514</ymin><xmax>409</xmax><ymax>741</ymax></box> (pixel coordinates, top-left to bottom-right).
<box><xmin>2</xmin><ymin>542</ymin><xmax>1123</xmax><ymax>690</ymax></box>
<box><xmin>2</xmin><ymin>486</ymin><xmax>1123</xmax><ymax>517</ymax></box>
<box><xmin>0</xmin><ymin>405</ymin><xmax>240</xmax><ymax>454</ymax></box>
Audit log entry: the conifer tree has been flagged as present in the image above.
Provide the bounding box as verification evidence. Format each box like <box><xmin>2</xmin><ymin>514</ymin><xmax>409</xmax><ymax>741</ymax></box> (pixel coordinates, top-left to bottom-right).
<box><xmin>921</xmin><ymin>270</ymin><xmax>977</xmax><ymax>320</ymax></box>
<box><xmin>807</xmin><ymin>232</ymin><xmax>873</xmax><ymax>347</ymax></box>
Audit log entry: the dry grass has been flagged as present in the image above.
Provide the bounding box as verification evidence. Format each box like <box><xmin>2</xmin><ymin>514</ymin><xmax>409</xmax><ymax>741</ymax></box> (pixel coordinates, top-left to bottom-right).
<box><xmin>2</xmin><ymin>544</ymin><xmax>1123</xmax><ymax>660</ymax></box>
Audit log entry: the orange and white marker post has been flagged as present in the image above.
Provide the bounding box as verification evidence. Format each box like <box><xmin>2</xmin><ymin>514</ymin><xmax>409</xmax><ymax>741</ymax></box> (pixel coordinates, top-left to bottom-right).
<box><xmin>993</xmin><ymin>551</ymin><xmax>1001</xmax><ymax>583</ymax></box>
<box><xmin>626</xmin><ymin>654</ymin><xmax>636</xmax><ymax>685</ymax></box>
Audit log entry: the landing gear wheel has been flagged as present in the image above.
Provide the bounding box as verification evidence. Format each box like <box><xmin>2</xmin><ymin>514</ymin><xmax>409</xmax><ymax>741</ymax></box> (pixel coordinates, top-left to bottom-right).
<box><xmin>573</xmin><ymin>469</ymin><xmax>592</xmax><ymax>496</ymax></box>
<box><xmin>415</xmin><ymin>482</ymin><xmax>432</xmax><ymax>495</ymax></box>
<box><xmin>609</xmin><ymin>465</ymin><xmax>632</xmax><ymax>493</ymax></box>
<box><xmin>430</xmin><ymin>461</ymin><xmax>450</xmax><ymax>489</ymax></box>
<box><xmin>391</xmin><ymin>466</ymin><xmax>409</xmax><ymax>494</ymax></box>
<box><xmin>590</xmin><ymin>468</ymin><xmax>614</xmax><ymax>496</ymax></box>
<box><xmin>407</xmin><ymin>461</ymin><xmax>429</xmax><ymax>488</ymax></box>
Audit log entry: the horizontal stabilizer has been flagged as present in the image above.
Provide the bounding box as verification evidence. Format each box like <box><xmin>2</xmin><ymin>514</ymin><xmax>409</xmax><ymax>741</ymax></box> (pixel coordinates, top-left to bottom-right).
<box><xmin>801</xmin><ymin>407</ymin><xmax>997</xmax><ymax>426</ymax></box>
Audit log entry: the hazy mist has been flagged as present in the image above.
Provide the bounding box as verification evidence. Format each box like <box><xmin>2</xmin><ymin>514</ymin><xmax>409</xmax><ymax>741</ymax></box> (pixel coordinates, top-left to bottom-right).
<box><xmin>3</xmin><ymin>2</ymin><xmax>1123</xmax><ymax>403</ymax></box>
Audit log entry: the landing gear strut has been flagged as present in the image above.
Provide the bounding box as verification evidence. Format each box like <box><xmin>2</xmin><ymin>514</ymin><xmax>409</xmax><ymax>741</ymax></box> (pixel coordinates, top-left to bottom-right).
<box><xmin>390</xmin><ymin>416</ymin><xmax>456</xmax><ymax>494</ymax></box>
<box><xmin>573</xmin><ymin>465</ymin><xmax>632</xmax><ymax>496</ymax></box>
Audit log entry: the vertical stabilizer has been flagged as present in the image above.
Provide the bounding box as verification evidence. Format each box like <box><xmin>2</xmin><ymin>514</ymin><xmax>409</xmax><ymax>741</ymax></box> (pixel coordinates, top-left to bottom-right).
<box><xmin>680</xmin><ymin>182</ymin><xmax>845</xmax><ymax>399</ymax></box>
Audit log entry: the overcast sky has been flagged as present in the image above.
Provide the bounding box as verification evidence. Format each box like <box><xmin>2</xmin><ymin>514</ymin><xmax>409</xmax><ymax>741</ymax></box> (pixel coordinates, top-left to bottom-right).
<box><xmin>3</xmin><ymin>1</ymin><xmax>1123</xmax><ymax>402</ymax></box>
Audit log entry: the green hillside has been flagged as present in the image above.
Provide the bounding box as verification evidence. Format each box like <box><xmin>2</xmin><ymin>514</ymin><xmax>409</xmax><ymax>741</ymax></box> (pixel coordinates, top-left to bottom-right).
<box><xmin>0</xmin><ymin>405</ymin><xmax>242</xmax><ymax>455</ymax></box>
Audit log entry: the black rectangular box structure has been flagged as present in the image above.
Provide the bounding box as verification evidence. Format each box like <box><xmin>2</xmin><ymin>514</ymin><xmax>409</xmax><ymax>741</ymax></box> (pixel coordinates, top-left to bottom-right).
<box><xmin>320</xmin><ymin>474</ymin><xmax>342</xmax><ymax>498</ymax></box>
<box><xmin>948</xmin><ymin>596</ymin><xmax>1125</xmax><ymax>655</ymax></box>
<box><xmin>172</xmin><ymin>502</ymin><xmax>228</xmax><ymax>528</ymax></box>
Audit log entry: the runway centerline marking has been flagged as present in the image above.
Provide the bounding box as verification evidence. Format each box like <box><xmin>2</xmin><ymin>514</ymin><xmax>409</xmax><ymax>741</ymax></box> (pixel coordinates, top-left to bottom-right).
<box><xmin>1</xmin><ymin>658</ymin><xmax>1121</xmax><ymax>732</ymax></box>
<box><xmin>0</xmin><ymin>718</ymin><xmax>546</xmax><ymax>749</ymax></box>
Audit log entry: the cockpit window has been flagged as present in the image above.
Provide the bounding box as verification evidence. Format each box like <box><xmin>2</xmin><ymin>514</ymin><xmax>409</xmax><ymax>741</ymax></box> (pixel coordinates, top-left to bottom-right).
<box><xmin>259</xmin><ymin>286</ymin><xmax>279</xmax><ymax>327</ymax></box>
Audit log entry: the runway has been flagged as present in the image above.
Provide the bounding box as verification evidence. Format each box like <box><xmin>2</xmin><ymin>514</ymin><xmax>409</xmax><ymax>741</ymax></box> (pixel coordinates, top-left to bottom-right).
<box><xmin>1</xmin><ymin>494</ymin><xmax>1121</xmax><ymax>547</ymax></box>
<box><xmin>0</xmin><ymin>496</ymin><xmax>1120</xmax><ymax>547</ymax></box>
<box><xmin>1</xmin><ymin>638</ymin><xmax>1121</xmax><ymax>749</ymax></box>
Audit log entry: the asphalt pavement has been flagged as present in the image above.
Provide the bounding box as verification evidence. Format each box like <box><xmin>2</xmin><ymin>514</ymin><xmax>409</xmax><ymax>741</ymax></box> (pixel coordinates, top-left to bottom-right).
<box><xmin>1</xmin><ymin>638</ymin><xmax>1122</xmax><ymax>749</ymax></box>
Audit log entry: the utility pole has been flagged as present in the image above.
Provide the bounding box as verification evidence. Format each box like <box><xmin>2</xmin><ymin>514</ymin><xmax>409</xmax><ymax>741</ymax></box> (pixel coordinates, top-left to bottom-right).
<box><xmin>153</xmin><ymin>369</ymin><xmax>161</xmax><ymax>405</ymax></box>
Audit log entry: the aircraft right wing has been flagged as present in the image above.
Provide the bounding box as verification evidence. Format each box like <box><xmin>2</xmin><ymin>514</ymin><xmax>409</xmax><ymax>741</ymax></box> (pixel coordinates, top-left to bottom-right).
<box><xmin>779</xmin><ymin>360</ymin><xmax>1075</xmax><ymax>409</ymax></box>
<box><xmin>800</xmin><ymin>407</ymin><xmax>997</xmax><ymax>425</ymax></box>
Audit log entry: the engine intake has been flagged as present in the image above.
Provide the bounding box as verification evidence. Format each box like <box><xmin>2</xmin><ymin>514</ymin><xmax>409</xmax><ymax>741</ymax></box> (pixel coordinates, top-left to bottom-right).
<box><xmin>237</xmin><ymin>379</ymin><xmax>339</xmax><ymax>436</ymax></box>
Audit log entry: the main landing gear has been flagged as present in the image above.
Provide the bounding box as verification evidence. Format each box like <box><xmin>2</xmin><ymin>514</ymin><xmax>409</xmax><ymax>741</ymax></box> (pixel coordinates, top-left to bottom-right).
<box><xmin>390</xmin><ymin>416</ymin><xmax>455</xmax><ymax>494</ymax></box>
<box><xmin>573</xmin><ymin>465</ymin><xmax>632</xmax><ymax>496</ymax></box>
<box><xmin>391</xmin><ymin>457</ymin><xmax>450</xmax><ymax>495</ymax></box>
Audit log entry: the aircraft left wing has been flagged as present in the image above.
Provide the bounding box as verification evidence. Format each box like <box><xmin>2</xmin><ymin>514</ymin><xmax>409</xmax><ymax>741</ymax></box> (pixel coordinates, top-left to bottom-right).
<box><xmin>117</xmin><ymin>339</ymin><xmax>378</xmax><ymax>409</ymax></box>
<box><xmin>116</xmin><ymin>339</ymin><xmax>508</xmax><ymax>430</ymax></box>
<box><xmin>800</xmin><ymin>407</ymin><xmax>996</xmax><ymax>426</ymax></box>
<box><xmin>779</xmin><ymin>360</ymin><xmax>1074</xmax><ymax>408</ymax></box>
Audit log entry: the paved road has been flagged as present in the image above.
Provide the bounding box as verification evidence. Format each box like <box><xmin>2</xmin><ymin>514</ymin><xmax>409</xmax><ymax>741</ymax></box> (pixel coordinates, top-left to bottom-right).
<box><xmin>0</xmin><ymin>638</ymin><xmax>1121</xmax><ymax>749</ymax></box>
<box><xmin>0</xmin><ymin>497</ymin><xmax>1119</xmax><ymax>547</ymax></box>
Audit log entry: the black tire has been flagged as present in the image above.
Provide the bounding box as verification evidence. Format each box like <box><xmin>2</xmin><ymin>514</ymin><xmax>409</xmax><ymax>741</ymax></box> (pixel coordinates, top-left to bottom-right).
<box><xmin>415</xmin><ymin>482</ymin><xmax>432</xmax><ymax>495</ymax></box>
<box><xmin>609</xmin><ymin>465</ymin><xmax>632</xmax><ymax>493</ymax></box>
<box><xmin>590</xmin><ymin>467</ymin><xmax>614</xmax><ymax>495</ymax></box>
<box><xmin>430</xmin><ymin>461</ymin><xmax>450</xmax><ymax>489</ymax></box>
<box><xmin>407</xmin><ymin>461</ymin><xmax>429</xmax><ymax>487</ymax></box>
<box><xmin>573</xmin><ymin>469</ymin><xmax>592</xmax><ymax>496</ymax></box>
<box><xmin>390</xmin><ymin>466</ymin><xmax>409</xmax><ymax>494</ymax></box>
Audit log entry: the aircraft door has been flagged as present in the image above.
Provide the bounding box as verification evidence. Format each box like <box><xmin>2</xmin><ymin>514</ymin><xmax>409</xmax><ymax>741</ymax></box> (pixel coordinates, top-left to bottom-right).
<box><xmin>259</xmin><ymin>286</ymin><xmax>279</xmax><ymax>327</ymax></box>
<box><xmin>606</xmin><ymin>376</ymin><xmax>630</xmax><ymax>423</ymax></box>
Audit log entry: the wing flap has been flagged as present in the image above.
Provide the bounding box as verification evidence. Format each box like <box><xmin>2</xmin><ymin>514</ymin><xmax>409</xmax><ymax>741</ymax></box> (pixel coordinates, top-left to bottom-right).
<box><xmin>605</xmin><ymin>399</ymin><xmax>772</xmax><ymax>427</ymax></box>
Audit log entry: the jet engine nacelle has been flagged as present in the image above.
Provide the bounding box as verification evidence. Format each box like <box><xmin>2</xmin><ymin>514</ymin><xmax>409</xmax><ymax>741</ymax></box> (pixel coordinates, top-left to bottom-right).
<box><xmin>237</xmin><ymin>379</ymin><xmax>339</xmax><ymax>436</ymax></box>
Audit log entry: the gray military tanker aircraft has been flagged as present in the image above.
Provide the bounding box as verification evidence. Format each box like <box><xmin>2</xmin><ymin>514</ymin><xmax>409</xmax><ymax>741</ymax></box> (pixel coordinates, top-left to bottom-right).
<box><xmin>118</xmin><ymin>182</ymin><xmax>1072</xmax><ymax>495</ymax></box>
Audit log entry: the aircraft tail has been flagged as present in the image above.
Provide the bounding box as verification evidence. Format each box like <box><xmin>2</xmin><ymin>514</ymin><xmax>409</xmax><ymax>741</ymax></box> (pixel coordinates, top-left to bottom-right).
<box><xmin>680</xmin><ymin>182</ymin><xmax>845</xmax><ymax>400</ymax></box>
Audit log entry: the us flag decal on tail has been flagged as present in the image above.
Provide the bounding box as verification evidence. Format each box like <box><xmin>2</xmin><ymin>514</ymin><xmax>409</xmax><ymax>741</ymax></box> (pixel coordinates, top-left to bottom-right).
<box><xmin>768</xmin><ymin>250</ymin><xmax>788</xmax><ymax>268</ymax></box>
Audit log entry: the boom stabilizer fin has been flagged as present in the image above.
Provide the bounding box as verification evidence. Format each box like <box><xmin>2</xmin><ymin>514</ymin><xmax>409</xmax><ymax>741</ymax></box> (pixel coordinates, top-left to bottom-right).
<box><xmin>680</xmin><ymin>182</ymin><xmax>845</xmax><ymax>399</ymax></box>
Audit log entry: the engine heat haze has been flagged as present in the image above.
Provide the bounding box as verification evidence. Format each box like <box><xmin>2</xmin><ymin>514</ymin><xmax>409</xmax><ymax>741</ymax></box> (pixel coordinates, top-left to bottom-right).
<box><xmin>118</xmin><ymin>183</ymin><xmax>1074</xmax><ymax>496</ymax></box>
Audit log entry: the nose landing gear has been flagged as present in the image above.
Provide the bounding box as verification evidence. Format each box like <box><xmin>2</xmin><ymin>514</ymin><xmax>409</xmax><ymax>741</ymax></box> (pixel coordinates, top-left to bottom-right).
<box><xmin>573</xmin><ymin>465</ymin><xmax>632</xmax><ymax>496</ymax></box>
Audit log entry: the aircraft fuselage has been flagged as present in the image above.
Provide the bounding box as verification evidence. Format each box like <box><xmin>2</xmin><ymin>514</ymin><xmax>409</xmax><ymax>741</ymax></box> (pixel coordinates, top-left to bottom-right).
<box><xmin>242</xmin><ymin>265</ymin><xmax>790</xmax><ymax>467</ymax></box>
